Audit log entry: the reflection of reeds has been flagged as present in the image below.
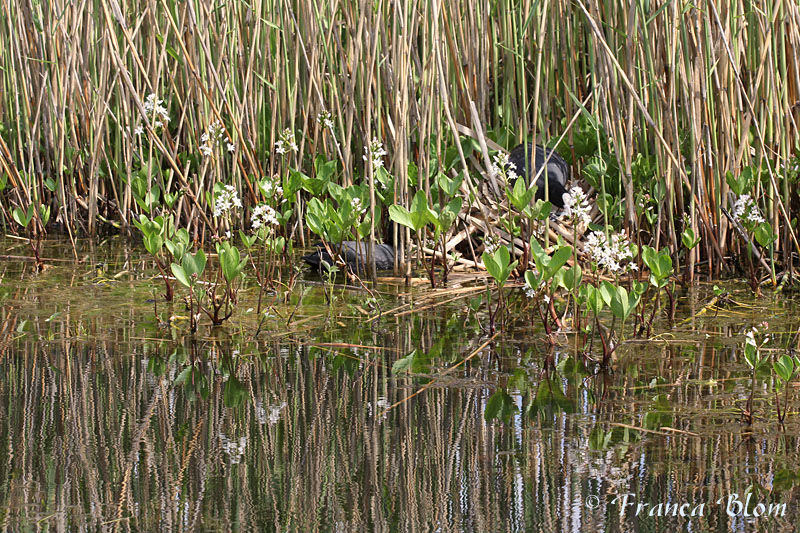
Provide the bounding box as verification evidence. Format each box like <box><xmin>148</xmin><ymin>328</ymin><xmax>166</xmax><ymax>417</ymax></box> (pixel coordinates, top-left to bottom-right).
<box><xmin>1</xmin><ymin>282</ymin><xmax>800</xmax><ymax>529</ymax></box>
<box><xmin>1</xmin><ymin>2</ymin><xmax>798</xmax><ymax>276</ymax></box>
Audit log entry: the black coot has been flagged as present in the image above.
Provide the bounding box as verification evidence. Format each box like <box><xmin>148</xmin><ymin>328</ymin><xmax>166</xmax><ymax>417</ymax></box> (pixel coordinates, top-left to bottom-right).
<box><xmin>507</xmin><ymin>143</ymin><xmax>570</xmax><ymax>208</ymax></box>
<box><xmin>302</xmin><ymin>241</ymin><xmax>395</xmax><ymax>271</ymax></box>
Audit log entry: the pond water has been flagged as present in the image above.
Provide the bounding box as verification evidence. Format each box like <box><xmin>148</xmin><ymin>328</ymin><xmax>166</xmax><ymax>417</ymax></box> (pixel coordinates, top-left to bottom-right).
<box><xmin>1</xmin><ymin>238</ymin><xmax>799</xmax><ymax>531</ymax></box>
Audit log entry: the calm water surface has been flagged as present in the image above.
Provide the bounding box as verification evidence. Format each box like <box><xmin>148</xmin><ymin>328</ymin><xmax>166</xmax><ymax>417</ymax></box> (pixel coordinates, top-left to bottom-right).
<box><xmin>1</xmin><ymin>238</ymin><xmax>799</xmax><ymax>531</ymax></box>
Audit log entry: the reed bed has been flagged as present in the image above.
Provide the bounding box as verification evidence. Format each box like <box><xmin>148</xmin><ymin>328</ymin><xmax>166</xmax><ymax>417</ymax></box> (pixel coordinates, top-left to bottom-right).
<box><xmin>1</xmin><ymin>0</ymin><xmax>798</xmax><ymax>278</ymax></box>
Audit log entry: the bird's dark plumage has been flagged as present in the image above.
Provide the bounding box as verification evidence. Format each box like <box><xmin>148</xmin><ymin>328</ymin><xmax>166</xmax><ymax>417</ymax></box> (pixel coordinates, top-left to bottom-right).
<box><xmin>507</xmin><ymin>143</ymin><xmax>570</xmax><ymax>208</ymax></box>
<box><xmin>302</xmin><ymin>241</ymin><xmax>395</xmax><ymax>271</ymax></box>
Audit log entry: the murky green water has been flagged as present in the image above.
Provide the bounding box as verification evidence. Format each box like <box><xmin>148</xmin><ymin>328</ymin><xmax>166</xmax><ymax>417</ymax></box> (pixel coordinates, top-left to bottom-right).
<box><xmin>1</xmin><ymin>238</ymin><xmax>799</xmax><ymax>531</ymax></box>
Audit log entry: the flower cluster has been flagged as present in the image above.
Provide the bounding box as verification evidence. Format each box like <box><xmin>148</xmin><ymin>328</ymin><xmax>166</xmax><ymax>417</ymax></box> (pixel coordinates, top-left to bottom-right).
<box><xmin>561</xmin><ymin>186</ymin><xmax>591</xmax><ymax>226</ymax></box>
<box><xmin>363</xmin><ymin>137</ymin><xmax>387</xmax><ymax>171</ymax></box>
<box><xmin>213</xmin><ymin>184</ymin><xmax>242</xmax><ymax>217</ymax></box>
<box><xmin>732</xmin><ymin>194</ymin><xmax>765</xmax><ymax>227</ymax></box>
<box><xmin>492</xmin><ymin>152</ymin><xmax>516</xmax><ymax>181</ymax></box>
<box><xmin>251</xmin><ymin>203</ymin><xmax>279</xmax><ymax>231</ymax></box>
<box><xmin>584</xmin><ymin>230</ymin><xmax>637</xmax><ymax>273</ymax></box>
<box><xmin>275</xmin><ymin>128</ymin><xmax>298</xmax><ymax>155</ymax></box>
<box><xmin>483</xmin><ymin>233</ymin><xmax>500</xmax><ymax>255</ymax></box>
<box><xmin>200</xmin><ymin>120</ymin><xmax>231</xmax><ymax>157</ymax></box>
<box><xmin>133</xmin><ymin>93</ymin><xmax>170</xmax><ymax>135</ymax></box>
<box><xmin>259</xmin><ymin>175</ymin><xmax>283</xmax><ymax>199</ymax></box>
<box><xmin>352</xmin><ymin>197</ymin><xmax>367</xmax><ymax>217</ymax></box>
<box><xmin>317</xmin><ymin>110</ymin><xmax>334</xmax><ymax>130</ymax></box>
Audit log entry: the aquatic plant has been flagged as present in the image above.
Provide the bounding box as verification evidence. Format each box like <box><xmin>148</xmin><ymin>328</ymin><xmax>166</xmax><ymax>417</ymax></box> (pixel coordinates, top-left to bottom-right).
<box><xmin>482</xmin><ymin>244</ymin><xmax>518</xmax><ymax>332</ymax></box>
<box><xmin>389</xmin><ymin>186</ymin><xmax>462</xmax><ymax>287</ymax></box>
<box><xmin>170</xmin><ymin>249</ymin><xmax>207</xmax><ymax>332</ymax></box>
<box><xmin>772</xmin><ymin>352</ymin><xmax>799</xmax><ymax>427</ymax></box>
<box><xmin>11</xmin><ymin>202</ymin><xmax>48</xmax><ymax>272</ymax></box>
<box><xmin>726</xmin><ymin>167</ymin><xmax>778</xmax><ymax>291</ymax></box>
<box><xmin>742</xmin><ymin>325</ymin><xmax>770</xmax><ymax>425</ymax></box>
<box><xmin>133</xmin><ymin>214</ymin><xmax>179</xmax><ymax>301</ymax></box>
<box><xmin>524</xmin><ymin>238</ymin><xmax>572</xmax><ymax>342</ymax></box>
<box><xmin>638</xmin><ymin>245</ymin><xmax>676</xmax><ymax>335</ymax></box>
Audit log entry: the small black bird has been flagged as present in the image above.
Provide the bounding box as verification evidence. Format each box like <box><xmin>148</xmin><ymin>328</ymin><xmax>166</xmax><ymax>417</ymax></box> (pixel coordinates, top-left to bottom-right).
<box><xmin>507</xmin><ymin>143</ymin><xmax>570</xmax><ymax>208</ymax></box>
<box><xmin>302</xmin><ymin>241</ymin><xmax>395</xmax><ymax>271</ymax></box>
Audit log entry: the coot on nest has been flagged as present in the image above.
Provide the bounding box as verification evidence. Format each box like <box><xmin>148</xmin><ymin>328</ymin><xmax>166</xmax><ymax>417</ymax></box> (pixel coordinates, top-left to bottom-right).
<box><xmin>507</xmin><ymin>143</ymin><xmax>570</xmax><ymax>208</ymax></box>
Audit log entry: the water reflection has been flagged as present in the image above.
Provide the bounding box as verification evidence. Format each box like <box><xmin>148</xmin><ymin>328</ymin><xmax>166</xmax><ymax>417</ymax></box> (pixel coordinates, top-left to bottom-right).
<box><xmin>0</xmin><ymin>241</ymin><xmax>799</xmax><ymax>531</ymax></box>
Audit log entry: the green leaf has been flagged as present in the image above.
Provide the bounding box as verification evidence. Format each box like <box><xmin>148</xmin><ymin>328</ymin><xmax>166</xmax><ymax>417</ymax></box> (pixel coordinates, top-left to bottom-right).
<box><xmin>482</xmin><ymin>249</ymin><xmax>500</xmax><ymax>281</ymax></box>
<box><xmin>564</xmin><ymin>264</ymin><xmax>582</xmax><ymax>291</ymax></box>
<box><xmin>171</xmin><ymin>263</ymin><xmax>191</xmax><ymax>288</ymax></box>
<box><xmin>681</xmin><ymin>227</ymin><xmax>700</xmax><ymax>250</ymax></box>
<box><xmin>389</xmin><ymin>192</ymin><xmax>430</xmax><ymax>232</ymax></box>
<box><xmin>584</xmin><ymin>284</ymin><xmax>604</xmax><ymax>314</ymax></box>
<box><xmin>39</xmin><ymin>205</ymin><xmax>51</xmax><ymax>227</ymax></box>
<box><xmin>610</xmin><ymin>285</ymin><xmax>638</xmax><ymax>321</ymax></box>
<box><xmin>524</xmin><ymin>270</ymin><xmax>542</xmax><ymax>292</ymax></box>
<box><xmin>182</xmin><ymin>249</ymin><xmax>206</xmax><ymax>277</ymax></box>
<box><xmin>12</xmin><ymin>206</ymin><xmax>32</xmax><ymax>228</ymax></box>
<box><xmin>773</xmin><ymin>355</ymin><xmax>795</xmax><ymax>383</ymax></box>
<box><xmin>144</xmin><ymin>233</ymin><xmax>164</xmax><ymax>256</ymax></box>
<box><xmin>220</xmin><ymin>244</ymin><xmax>247</xmax><ymax>283</ymax></box>
<box><xmin>754</xmin><ymin>222</ymin><xmax>777</xmax><ymax>248</ymax></box>
<box><xmin>482</xmin><ymin>246</ymin><xmax>517</xmax><ymax>288</ymax></box>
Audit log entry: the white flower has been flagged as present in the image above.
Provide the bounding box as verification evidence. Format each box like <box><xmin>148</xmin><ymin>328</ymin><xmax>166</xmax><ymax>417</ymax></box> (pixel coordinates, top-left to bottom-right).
<box><xmin>732</xmin><ymin>194</ymin><xmax>765</xmax><ymax>226</ymax></box>
<box><xmin>259</xmin><ymin>177</ymin><xmax>283</xmax><ymax>200</ymax></box>
<box><xmin>208</xmin><ymin>120</ymin><xmax>224</xmax><ymax>140</ymax></box>
<box><xmin>363</xmin><ymin>137</ymin><xmax>387</xmax><ymax>170</ymax></box>
<box><xmin>133</xmin><ymin>125</ymin><xmax>144</xmax><ymax>136</ymax></box>
<box><xmin>543</xmin><ymin>294</ymin><xmax>551</xmax><ymax>304</ymax></box>
<box><xmin>561</xmin><ymin>186</ymin><xmax>591</xmax><ymax>226</ymax></box>
<box><xmin>584</xmin><ymin>230</ymin><xmax>634</xmax><ymax>273</ymax></box>
<box><xmin>317</xmin><ymin>110</ymin><xmax>334</xmax><ymax>130</ymax></box>
<box><xmin>352</xmin><ymin>197</ymin><xmax>366</xmax><ymax>217</ymax></box>
<box><xmin>491</xmin><ymin>151</ymin><xmax>511</xmax><ymax>177</ymax></box>
<box><xmin>525</xmin><ymin>287</ymin><xmax>536</xmax><ymax>299</ymax></box>
<box><xmin>483</xmin><ymin>234</ymin><xmax>499</xmax><ymax>255</ymax></box>
<box><xmin>275</xmin><ymin>128</ymin><xmax>298</xmax><ymax>155</ymax></box>
<box><xmin>143</xmin><ymin>93</ymin><xmax>170</xmax><ymax>127</ymax></box>
<box><xmin>251</xmin><ymin>203</ymin><xmax>279</xmax><ymax>230</ymax></box>
<box><xmin>226</xmin><ymin>143</ymin><xmax>235</xmax><ymax>152</ymax></box>
<box><xmin>214</xmin><ymin>184</ymin><xmax>242</xmax><ymax>217</ymax></box>
<box><xmin>199</xmin><ymin>121</ymin><xmax>227</xmax><ymax>158</ymax></box>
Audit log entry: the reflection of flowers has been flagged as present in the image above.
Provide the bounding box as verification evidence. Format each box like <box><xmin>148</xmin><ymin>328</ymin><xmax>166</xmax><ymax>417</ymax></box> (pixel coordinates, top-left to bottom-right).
<box><xmin>255</xmin><ymin>400</ymin><xmax>287</xmax><ymax>425</ymax></box>
<box><xmin>219</xmin><ymin>433</ymin><xmax>247</xmax><ymax>464</ymax></box>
